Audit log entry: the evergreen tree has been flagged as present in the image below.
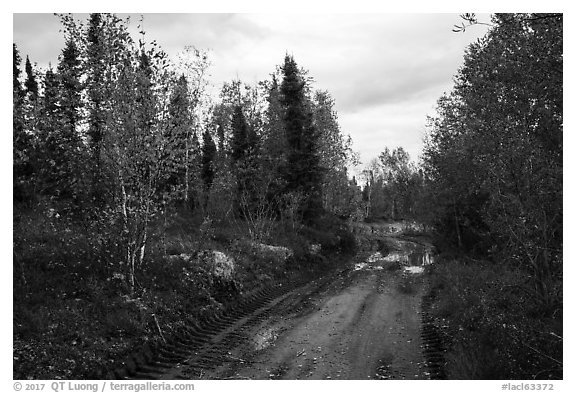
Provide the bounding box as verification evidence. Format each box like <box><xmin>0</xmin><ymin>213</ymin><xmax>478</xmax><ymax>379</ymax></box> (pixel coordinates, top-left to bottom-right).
<box><xmin>161</xmin><ymin>74</ymin><xmax>192</xmax><ymax>199</ymax></box>
<box><xmin>229</xmin><ymin>105</ymin><xmax>250</xmax><ymax>213</ymax></box>
<box><xmin>230</xmin><ymin>105</ymin><xmax>249</xmax><ymax>163</ymax></box>
<box><xmin>57</xmin><ymin>38</ymin><xmax>83</xmax><ymax>133</ymax></box>
<box><xmin>201</xmin><ymin>128</ymin><xmax>216</xmax><ymax>190</ymax></box>
<box><xmin>259</xmin><ymin>75</ymin><xmax>288</xmax><ymax>206</ymax></box>
<box><xmin>13</xmin><ymin>44</ymin><xmax>32</xmax><ymax>203</ymax></box>
<box><xmin>85</xmin><ymin>13</ymin><xmax>108</xmax><ymax>205</ymax></box>
<box><xmin>13</xmin><ymin>44</ymin><xmax>23</xmax><ymax>98</ymax></box>
<box><xmin>280</xmin><ymin>55</ymin><xmax>323</xmax><ymax>222</ymax></box>
<box><xmin>216</xmin><ymin>121</ymin><xmax>225</xmax><ymax>153</ymax></box>
<box><xmin>37</xmin><ymin>67</ymin><xmax>66</xmax><ymax>197</ymax></box>
<box><xmin>261</xmin><ymin>75</ymin><xmax>286</xmax><ymax>167</ymax></box>
<box><xmin>24</xmin><ymin>56</ymin><xmax>38</xmax><ymax>100</ymax></box>
<box><xmin>228</xmin><ymin>104</ymin><xmax>263</xmax><ymax>216</ymax></box>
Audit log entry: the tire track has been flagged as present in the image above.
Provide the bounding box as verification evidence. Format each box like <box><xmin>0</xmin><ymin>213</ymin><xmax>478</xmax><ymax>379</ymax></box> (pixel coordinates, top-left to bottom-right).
<box><xmin>420</xmin><ymin>286</ymin><xmax>447</xmax><ymax>379</ymax></box>
<box><xmin>103</xmin><ymin>273</ymin><xmax>337</xmax><ymax>380</ymax></box>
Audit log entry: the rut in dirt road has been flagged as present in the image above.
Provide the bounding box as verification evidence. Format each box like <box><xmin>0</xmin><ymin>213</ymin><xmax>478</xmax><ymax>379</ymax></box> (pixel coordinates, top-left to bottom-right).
<box><xmin>109</xmin><ymin>222</ymin><xmax>446</xmax><ymax>380</ymax></box>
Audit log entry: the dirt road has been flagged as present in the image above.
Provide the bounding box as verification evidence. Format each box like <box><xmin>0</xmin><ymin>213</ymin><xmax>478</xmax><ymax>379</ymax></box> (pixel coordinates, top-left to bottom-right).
<box><xmin>124</xmin><ymin>222</ymin><xmax>440</xmax><ymax>380</ymax></box>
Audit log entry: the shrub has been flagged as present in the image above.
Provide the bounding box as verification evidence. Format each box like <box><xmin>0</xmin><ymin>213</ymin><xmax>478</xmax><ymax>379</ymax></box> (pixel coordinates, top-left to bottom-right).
<box><xmin>428</xmin><ymin>257</ymin><xmax>562</xmax><ymax>379</ymax></box>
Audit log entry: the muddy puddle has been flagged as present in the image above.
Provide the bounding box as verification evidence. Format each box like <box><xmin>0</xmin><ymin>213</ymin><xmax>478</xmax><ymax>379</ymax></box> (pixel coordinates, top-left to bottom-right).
<box><xmin>404</xmin><ymin>248</ymin><xmax>434</xmax><ymax>274</ymax></box>
<box><xmin>355</xmin><ymin>244</ymin><xmax>434</xmax><ymax>274</ymax></box>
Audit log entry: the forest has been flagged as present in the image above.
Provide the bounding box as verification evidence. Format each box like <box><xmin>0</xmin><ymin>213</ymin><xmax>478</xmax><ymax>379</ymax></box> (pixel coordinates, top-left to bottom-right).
<box><xmin>13</xmin><ymin>13</ymin><xmax>562</xmax><ymax>380</ymax></box>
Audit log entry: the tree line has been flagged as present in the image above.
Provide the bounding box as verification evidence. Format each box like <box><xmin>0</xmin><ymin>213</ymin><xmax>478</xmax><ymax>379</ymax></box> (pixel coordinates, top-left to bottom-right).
<box><xmin>354</xmin><ymin>14</ymin><xmax>562</xmax><ymax>313</ymax></box>
<box><xmin>13</xmin><ymin>13</ymin><xmax>360</xmax><ymax>293</ymax></box>
<box><xmin>421</xmin><ymin>13</ymin><xmax>562</xmax><ymax>309</ymax></box>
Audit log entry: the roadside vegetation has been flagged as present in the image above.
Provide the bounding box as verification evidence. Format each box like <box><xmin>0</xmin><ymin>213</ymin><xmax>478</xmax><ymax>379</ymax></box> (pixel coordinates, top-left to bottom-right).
<box><xmin>352</xmin><ymin>13</ymin><xmax>562</xmax><ymax>380</ymax></box>
<box><xmin>13</xmin><ymin>13</ymin><xmax>360</xmax><ymax>379</ymax></box>
<box><xmin>13</xmin><ymin>13</ymin><xmax>562</xmax><ymax>380</ymax></box>
<box><xmin>428</xmin><ymin>257</ymin><xmax>562</xmax><ymax>379</ymax></box>
<box><xmin>421</xmin><ymin>14</ymin><xmax>563</xmax><ymax>379</ymax></box>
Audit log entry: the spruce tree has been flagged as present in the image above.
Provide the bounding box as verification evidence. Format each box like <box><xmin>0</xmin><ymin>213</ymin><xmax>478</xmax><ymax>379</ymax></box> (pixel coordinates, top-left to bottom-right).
<box><xmin>279</xmin><ymin>55</ymin><xmax>323</xmax><ymax>222</ymax></box>
<box><xmin>24</xmin><ymin>56</ymin><xmax>38</xmax><ymax>100</ymax></box>
<box><xmin>85</xmin><ymin>13</ymin><xmax>107</xmax><ymax>205</ymax></box>
<box><xmin>229</xmin><ymin>105</ymin><xmax>258</xmax><ymax>215</ymax></box>
<box><xmin>201</xmin><ymin>128</ymin><xmax>216</xmax><ymax>190</ymax></box>
<box><xmin>57</xmin><ymin>38</ymin><xmax>83</xmax><ymax>133</ymax></box>
<box><xmin>37</xmin><ymin>67</ymin><xmax>65</xmax><ymax>197</ymax></box>
<box><xmin>13</xmin><ymin>44</ymin><xmax>23</xmax><ymax>98</ymax></box>
<box><xmin>161</xmin><ymin>74</ymin><xmax>192</xmax><ymax>200</ymax></box>
<box><xmin>230</xmin><ymin>105</ymin><xmax>249</xmax><ymax>163</ymax></box>
<box><xmin>216</xmin><ymin>121</ymin><xmax>225</xmax><ymax>153</ymax></box>
<box><xmin>262</xmin><ymin>74</ymin><xmax>286</xmax><ymax>167</ymax></box>
<box><xmin>13</xmin><ymin>44</ymin><xmax>31</xmax><ymax>203</ymax></box>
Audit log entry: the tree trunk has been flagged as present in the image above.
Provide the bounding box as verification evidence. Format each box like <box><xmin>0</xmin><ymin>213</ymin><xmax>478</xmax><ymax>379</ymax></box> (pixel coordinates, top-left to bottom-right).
<box><xmin>129</xmin><ymin>249</ymin><xmax>136</xmax><ymax>295</ymax></box>
<box><xmin>118</xmin><ymin>169</ymin><xmax>135</xmax><ymax>294</ymax></box>
<box><xmin>138</xmin><ymin>227</ymin><xmax>147</xmax><ymax>267</ymax></box>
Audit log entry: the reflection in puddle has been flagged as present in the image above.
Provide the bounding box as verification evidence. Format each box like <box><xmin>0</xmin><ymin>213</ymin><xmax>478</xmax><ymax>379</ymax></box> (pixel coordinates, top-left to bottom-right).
<box><xmin>253</xmin><ymin>327</ymin><xmax>279</xmax><ymax>351</ymax></box>
<box><xmin>383</xmin><ymin>251</ymin><xmax>409</xmax><ymax>264</ymax></box>
<box><xmin>403</xmin><ymin>249</ymin><xmax>434</xmax><ymax>274</ymax></box>
<box><xmin>403</xmin><ymin>266</ymin><xmax>425</xmax><ymax>274</ymax></box>
<box><xmin>357</xmin><ymin>247</ymin><xmax>435</xmax><ymax>274</ymax></box>
<box><xmin>367</xmin><ymin>252</ymin><xmax>385</xmax><ymax>263</ymax></box>
<box><xmin>408</xmin><ymin>250</ymin><xmax>434</xmax><ymax>266</ymax></box>
<box><xmin>355</xmin><ymin>262</ymin><xmax>384</xmax><ymax>271</ymax></box>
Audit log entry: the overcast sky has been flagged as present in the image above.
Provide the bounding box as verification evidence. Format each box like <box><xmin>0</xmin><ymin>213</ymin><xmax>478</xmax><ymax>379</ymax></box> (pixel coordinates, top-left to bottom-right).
<box><xmin>13</xmin><ymin>13</ymin><xmax>490</xmax><ymax>171</ymax></box>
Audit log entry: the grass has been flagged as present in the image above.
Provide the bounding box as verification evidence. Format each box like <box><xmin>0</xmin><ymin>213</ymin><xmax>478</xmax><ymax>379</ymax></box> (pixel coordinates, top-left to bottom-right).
<box><xmin>427</xmin><ymin>256</ymin><xmax>562</xmax><ymax>379</ymax></box>
<box><xmin>13</xmin><ymin>204</ymin><xmax>356</xmax><ymax>379</ymax></box>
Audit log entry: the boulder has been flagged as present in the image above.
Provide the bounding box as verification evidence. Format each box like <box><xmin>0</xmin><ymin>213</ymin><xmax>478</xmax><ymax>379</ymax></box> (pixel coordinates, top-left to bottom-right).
<box><xmin>250</xmin><ymin>242</ymin><xmax>294</xmax><ymax>263</ymax></box>
<box><xmin>309</xmin><ymin>243</ymin><xmax>322</xmax><ymax>254</ymax></box>
<box><xmin>166</xmin><ymin>251</ymin><xmax>236</xmax><ymax>281</ymax></box>
<box><xmin>197</xmin><ymin>250</ymin><xmax>235</xmax><ymax>280</ymax></box>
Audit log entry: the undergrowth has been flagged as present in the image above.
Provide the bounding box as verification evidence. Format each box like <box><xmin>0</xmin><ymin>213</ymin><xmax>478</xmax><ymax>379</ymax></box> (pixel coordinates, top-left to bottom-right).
<box><xmin>13</xmin><ymin>205</ymin><xmax>356</xmax><ymax>379</ymax></box>
<box><xmin>427</xmin><ymin>257</ymin><xmax>562</xmax><ymax>379</ymax></box>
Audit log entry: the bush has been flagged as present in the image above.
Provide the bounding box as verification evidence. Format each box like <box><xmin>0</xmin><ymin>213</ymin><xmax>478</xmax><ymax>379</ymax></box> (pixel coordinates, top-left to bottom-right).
<box><xmin>13</xmin><ymin>202</ymin><xmax>359</xmax><ymax>379</ymax></box>
<box><xmin>428</xmin><ymin>257</ymin><xmax>562</xmax><ymax>379</ymax></box>
<box><xmin>303</xmin><ymin>213</ymin><xmax>357</xmax><ymax>255</ymax></box>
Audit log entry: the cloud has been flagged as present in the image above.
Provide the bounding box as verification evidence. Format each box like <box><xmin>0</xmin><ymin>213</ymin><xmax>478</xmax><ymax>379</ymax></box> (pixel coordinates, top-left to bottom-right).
<box><xmin>13</xmin><ymin>14</ymin><xmax>64</xmax><ymax>68</ymax></box>
<box><xmin>339</xmin><ymin>88</ymin><xmax>447</xmax><ymax>168</ymax></box>
<box><xmin>125</xmin><ymin>14</ymin><xmax>270</xmax><ymax>54</ymax></box>
<box><xmin>13</xmin><ymin>13</ymin><xmax>490</xmax><ymax>170</ymax></box>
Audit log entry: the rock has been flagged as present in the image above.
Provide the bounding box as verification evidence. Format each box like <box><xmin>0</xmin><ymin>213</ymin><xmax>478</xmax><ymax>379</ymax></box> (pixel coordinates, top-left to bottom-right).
<box><xmin>309</xmin><ymin>244</ymin><xmax>321</xmax><ymax>254</ymax></box>
<box><xmin>250</xmin><ymin>242</ymin><xmax>294</xmax><ymax>263</ymax></box>
<box><xmin>166</xmin><ymin>253</ymin><xmax>194</xmax><ymax>263</ymax></box>
<box><xmin>166</xmin><ymin>251</ymin><xmax>236</xmax><ymax>281</ymax></box>
<box><xmin>197</xmin><ymin>250</ymin><xmax>235</xmax><ymax>280</ymax></box>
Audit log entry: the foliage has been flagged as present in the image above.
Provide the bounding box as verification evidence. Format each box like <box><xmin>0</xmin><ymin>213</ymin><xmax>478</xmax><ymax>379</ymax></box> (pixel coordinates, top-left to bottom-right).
<box><xmin>360</xmin><ymin>148</ymin><xmax>423</xmax><ymax>220</ymax></box>
<box><xmin>201</xmin><ymin>126</ymin><xmax>217</xmax><ymax>191</ymax></box>
<box><xmin>422</xmin><ymin>14</ymin><xmax>562</xmax><ymax>299</ymax></box>
<box><xmin>418</xmin><ymin>14</ymin><xmax>563</xmax><ymax>380</ymax></box>
<box><xmin>13</xmin><ymin>13</ymin><xmax>360</xmax><ymax>379</ymax></box>
<box><xmin>428</xmin><ymin>257</ymin><xmax>562</xmax><ymax>379</ymax></box>
<box><xmin>279</xmin><ymin>55</ymin><xmax>324</xmax><ymax>222</ymax></box>
<box><xmin>313</xmin><ymin>90</ymin><xmax>360</xmax><ymax>218</ymax></box>
<box><xmin>24</xmin><ymin>56</ymin><xmax>38</xmax><ymax>98</ymax></box>
<box><xmin>13</xmin><ymin>44</ymin><xmax>32</xmax><ymax>204</ymax></box>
